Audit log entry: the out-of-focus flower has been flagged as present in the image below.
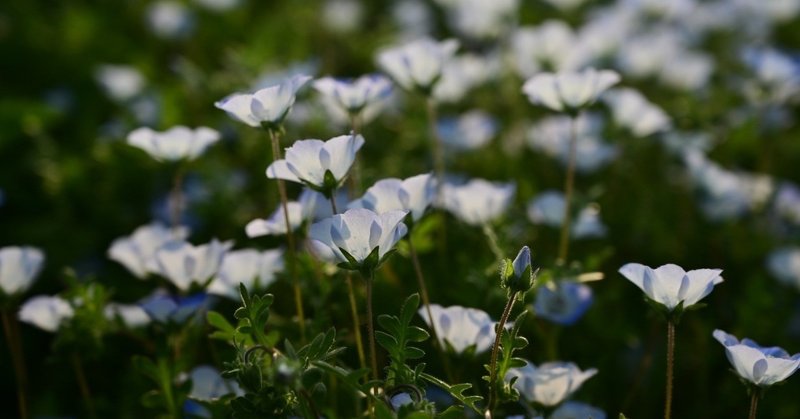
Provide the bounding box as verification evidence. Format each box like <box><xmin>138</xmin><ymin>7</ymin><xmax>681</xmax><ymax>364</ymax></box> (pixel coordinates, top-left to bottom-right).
<box><xmin>389</xmin><ymin>392</ymin><xmax>415</xmax><ymax>411</ymax></box>
<box><xmin>542</xmin><ymin>0</ymin><xmax>588</xmax><ymax>11</ymax></box>
<box><xmin>417</xmin><ymin>304</ymin><xmax>497</xmax><ymax>353</ymax></box>
<box><xmin>438</xmin><ymin>110</ymin><xmax>497</xmax><ymax>151</ymax></box>
<box><xmin>245</xmin><ymin>202</ymin><xmax>308</xmax><ymax>238</ymax></box>
<box><xmin>108</xmin><ymin>223</ymin><xmax>189</xmax><ymax>279</ymax></box>
<box><xmin>350</xmin><ymin>174</ymin><xmax>435</xmax><ymax>222</ymax></box>
<box><xmin>774</xmin><ymin>182</ymin><xmax>800</xmax><ymax>225</ymax></box>
<box><xmin>433</xmin><ymin>53</ymin><xmax>498</xmax><ymax>103</ymax></box>
<box><xmin>741</xmin><ymin>47</ymin><xmax>800</xmax><ymax>104</ymax></box>
<box><xmin>550</xmin><ymin>401</ymin><xmax>606</xmax><ymax>419</ymax></box>
<box><xmin>127</xmin><ymin>126</ymin><xmax>220</xmax><ymax>162</ymax></box>
<box><xmin>95</xmin><ymin>65</ymin><xmax>145</xmax><ymax>102</ymax></box>
<box><xmin>215</xmin><ymin>75</ymin><xmax>312</xmax><ymax>129</ymax></box>
<box><xmin>615</xmin><ymin>31</ymin><xmax>712</xmax><ymax>91</ymax></box>
<box><xmin>302</xmin><ymin>188</ymin><xmax>351</xmax><ymax>221</ymax></box>
<box><xmin>194</xmin><ymin>0</ymin><xmax>240</xmax><ymax>12</ymax></box>
<box><xmin>506</xmin><ymin>361</ymin><xmax>597</xmax><ymax>406</ymax></box>
<box><xmin>313</xmin><ymin>75</ymin><xmax>393</xmax><ymax>119</ymax></box>
<box><xmin>207</xmin><ymin>249</ymin><xmax>284</xmax><ymax>300</ymax></box>
<box><xmin>527</xmin><ymin>114</ymin><xmax>617</xmax><ymax>173</ymax></box>
<box><xmin>140</xmin><ymin>292</ymin><xmax>212</xmax><ymax>324</ymax></box>
<box><xmin>391</xmin><ymin>0</ymin><xmax>434</xmax><ymax>39</ymax></box>
<box><xmin>660</xmin><ymin>131</ymin><xmax>713</xmax><ymax>155</ymax></box>
<box><xmin>767</xmin><ymin>247</ymin><xmax>800</xmax><ymax>290</ymax></box>
<box><xmin>147</xmin><ymin>1</ymin><xmax>193</xmax><ymax>39</ymax></box>
<box><xmin>266</xmin><ymin>134</ymin><xmax>364</xmax><ymax>195</ymax></box>
<box><xmin>603</xmin><ymin>88</ymin><xmax>671</xmax><ymax>137</ymax></box>
<box><xmin>321</xmin><ymin>0</ymin><xmax>364</xmax><ymax>33</ymax></box>
<box><xmin>0</xmin><ymin>246</ymin><xmax>45</xmax><ymax>296</ymax></box>
<box><xmin>187</xmin><ymin>365</ymin><xmax>243</xmax><ymax>401</ymax></box>
<box><xmin>713</xmin><ymin>329</ymin><xmax>800</xmax><ymax>386</ymax></box>
<box><xmin>527</xmin><ymin>191</ymin><xmax>606</xmax><ymax>239</ymax></box>
<box><xmin>522</xmin><ymin>68</ymin><xmax>620</xmax><ymax>112</ymax></box>
<box><xmin>104</xmin><ymin>303</ymin><xmax>151</xmax><ymax>328</ymax></box>
<box><xmin>534</xmin><ymin>281</ymin><xmax>593</xmax><ymax>325</ymax></box>
<box><xmin>308</xmin><ymin>208</ymin><xmax>408</xmax><ymax>270</ymax></box>
<box><xmin>438</xmin><ymin>0</ymin><xmax>519</xmax><ymax>40</ymax></box>
<box><xmin>510</xmin><ymin>21</ymin><xmax>589</xmax><ymax>77</ymax></box>
<box><xmin>377</xmin><ymin>37</ymin><xmax>459</xmax><ymax>94</ymax></box>
<box><xmin>440</xmin><ymin>179</ymin><xmax>515</xmax><ymax>226</ymax></box>
<box><xmin>150</xmin><ymin>239</ymin><xmax>232</xmax><ymax>291</ymax></box>
<box><xmin>619</xmin><ymin>263</ymin><xmax>723</xmax><ymax>311</ymax></box>
<box><xmin>19</xmin><ymin>295</ymin><xmax>74</xmax><ymax>332</ymax></box>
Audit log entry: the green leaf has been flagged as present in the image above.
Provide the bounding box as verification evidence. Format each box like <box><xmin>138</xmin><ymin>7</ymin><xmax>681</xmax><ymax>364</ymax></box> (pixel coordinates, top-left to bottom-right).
<box><xmin>420</xmin><ymin>372</ymin><xmax>483</xmax><ymax>414</ymax></box>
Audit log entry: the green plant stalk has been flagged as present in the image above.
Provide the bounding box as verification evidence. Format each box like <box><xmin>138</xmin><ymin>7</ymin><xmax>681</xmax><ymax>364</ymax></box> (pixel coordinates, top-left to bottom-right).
<box><xmin>557</xmin><ymin>115</ymin><xmax>579</xmax><ymax>263</ymax></box>
<box><xmin>425</xmin><ymin>97</ymin><xmax>445</xmax><ymax>197</ymax></box>
<box><xmin>664</xmin><ymin>321</ymin><xmax>675</xmax><ymax>419</ymax></box>
<box><xmin>71</xmin><ymin>352</ymin><xmax>97</xmax><ymax>419</ymax></box>
<box><xmin>269</xmin><ymin>128</ymin><xmax>307</xmax><ymax>342</ymax></box>
<box><xmin>487</xmin><ymin>291</ymin><xmax>518</xmax><ymax>414</ymax></box>
<box><xmin>2</xmin><ymin>310</ymin><xmax>28</xmax><ymax>419</ymax></box>
<box><xmin>365</xmin><ymin>269</ymin><xmax>379</xmax><ymax>383</ymax></box>
<box><xmin>748</xmin><ymin>389</ymin><xmax>760</xmax><ymax>419</ymax></box>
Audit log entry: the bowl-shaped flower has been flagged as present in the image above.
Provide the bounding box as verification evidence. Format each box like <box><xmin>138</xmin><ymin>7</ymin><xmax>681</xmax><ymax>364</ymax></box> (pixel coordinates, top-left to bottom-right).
<box><xmin>377</xmin><ymin>37</ymin><xmax>459</xmax><ymax>94</ymax></box>
<box><xmin>522</xmin><ymin>68</ymin><xmax>620</xmax><ymax>112</ymax></box>
<box><xmin>108</xmin><ymin>222</ymin><xmax>189</xmax><ymax>279</ymax></box>
<box><xmin>417</xmin><ymin>304</ymin><xmax>497</xmax><ymax>354</ymax></box>
<box><xmin>207</xmin><ymin>248</ymin><xmax>284</xmax><ymax>300</ymax></box>
<box><xmin>506</xmin><ymin>361</ymin><xmax>597</xmax><ymax>407</ymax></box>
<box><xmin>713</xmin><ymin>329</ymin><xmax>800</xmax><ymax>387</ymax></box>
<box><xmin>349</xmin><ymin>173</ymin><xmax>435</xmax><ymax>222</ymax></box>
<box><xmin>618</xmin><ymin>263</ymin><xmax>723</xmax><ymax>312</ymax></box>
<box><xmin>440</xmin><ymin>178</ymin><xmax>515</xmax><ymax>226</ymax></box>
<box><xmin>312</xmin><ymin>74</ymin><xmax>393</xmax><ymax>116</ymax></box>
<box><xmin>150</xmin><ymin>239</ymin><xmax>232</xmax><ymax>291</ymax></box>
<box><xmin>215</xmin><ymin>74</ymin><xmax>312</xmax><ymax>129</ymax></box>
<box><xmin>127</xmin><ymin>126</ymin><xmax>221</xmax><ymax>162</ymax></box>
<box><xmin>139</xmin><ymin>291</ymin><xmax>212</xmax><ymax>325</ymax></box>
<box><xmin>534</xmin><ymin>281</ymin><xmax>593</xmax><ymax>326</ymax></box>
<box><xmin>0</xmin><ymin>246</ymin><xmax>45</xmax><ymax>297</ymax></box>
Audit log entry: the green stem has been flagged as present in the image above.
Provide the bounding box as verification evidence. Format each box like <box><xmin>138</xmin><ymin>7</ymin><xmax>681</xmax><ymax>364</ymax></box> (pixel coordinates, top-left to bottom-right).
<box><xmin>72</xmin><ymin>353</ymin><xmax>97</xmax><ymax>419</ymax></box>
<box><xmin>2</xmin><ymin>310</ymin><xmax>28</xmax><ymax>419</ymax></box>
<box><xmin>557</xmin><ymin>115</ymin><xmax>579</xmax><ymax>263</ymax></box>
<box><xmin>346</xmin><ymin>274</ymin><xmax>367</xmax><ymax>372</ymax></box>
<box><xmin>665</xmin><ymin>321</ymin><xmax>675</xmax><ymax>419</ymax></box>
<box><xmin>365</xmin><ymin>270</ymin><xmax>379</xmax><ymax>383</ymax></box>
<box><xmin>486</xmin><ymin>291</ymin><xmax>518</xmax><ymax>415</ymax></box>
<box><xmin>269</xmin><ymin>128</ymin><xmax>307</xmax><ymax>343</ymax></box>
<box><xmin>158</xmin><ymin>356</ymin><xmax>179</xmax><ymax>419</ymax></box>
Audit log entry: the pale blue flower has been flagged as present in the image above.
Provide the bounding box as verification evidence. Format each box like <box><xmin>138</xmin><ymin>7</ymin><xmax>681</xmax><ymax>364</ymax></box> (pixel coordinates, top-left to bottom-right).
<box><xmin>527</xmin><ymin>114</ymin><xmax>617</xmax><ymax>173</ymax></box>
<box><xmin>417</xmin><ymin>304</ymin><xmax>497</xmax><ymax>354</ymax></box>
<box><xmin>534</xmin><ymin>281</ymin><xmax>593</xmax><ymax>326</ymax></box>
<box><xmin>147</xmin><ymin>1</ymin><xmax>193</xmax><ymax>39</ymax></box>
<box><xmin>187</xmin><ymin>365</ymin><xmax>243</xmax><ymax>401</ymax></box>
<box><xmin>127</xmin><ymin>126</ymin><xmax>220</xmax><ymax>162</ymax></box>
<box><xmin>713</xmin><ymin>329</ymin><xmax>800</xmax><ymax>386</ymax></box>
<box><xmin>527</xmin><ymin>191</ymin><xmax>606</xmax><ymax>239</ymax></box>
<box><xmin>349</xmin><ymin>173</ymin><xmax>435</xmax><ymax>222</ymax></box>
<box><xmin>150</xmin><ymin>239</ymin><xmax>232</xmax><ymax>291</ymax></box>
<box><xmin>440</xmin><ymin>178</ymin><xmax>515</xmax><ymax>226</ymax></box>
<box><xmin>0</xmin><ymin>246</ymin><xmax>45</xmax><ymax>296</ymax></box>
<box><xmin>313</xmin><ymin>74</ymin><xmax>392</xmax><ymax>116</ymax></box>
<box><xmin>438</xmin><ymin>110</ymin><xmax>497</xmax><ymax>151</ymax></box>
<box><xmin>245</xmin><ymin>201</ymin><xmax>308</xmax><ymax>238</ymax></box>
<box><xmin>95</xmin><ymin>64</ymin><xmax>145</xmax><ymax>102</ymax></box>
<box><xmin>603</xmin><ymin>88</ymin><xmax>671</xmax><ymax>137</ymax></box>
<box><xmin>19</xmin><ymin>295</ymin><xmax>74</xmax><ymax>332</ymax></box>
<box><xmin>619</xmin><ymin>263</ymin><xmax>723</xmax><ymax>311</ymax></box>
<box><xmin>767</xmin><ymin>247</ymin><xmax>800</xmax><ymax>290</ymax></box>
<box><xmin>140</xmin><ymin>292</ymin><xmax>211</xmax><ymax>324</ymax></box>
<box><xmin>550</xmin><ymin>401</ymin><xmax>606</xmax><ymax>419</ymax></box>
<box><xmin>104</xmin><ymin>303</ymin><xmax>151</xmax><ymax>328</ymax></box>
<box><xmin>506</xmin><ymin>361</ymin><xmax>597</xmax><ymax>407</ymax></box>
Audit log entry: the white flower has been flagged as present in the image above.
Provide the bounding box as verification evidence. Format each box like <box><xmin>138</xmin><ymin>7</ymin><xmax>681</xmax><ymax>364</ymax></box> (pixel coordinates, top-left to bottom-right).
<box><xmin>0</xmin><ymin>246</ymin><xmax>45</xmax><ymax>296</ymax></box>
<box><xmin>534</xmin><ymin>281</ymin><xmax>593</xmax><ymax>326</ymax></box>
<box><xmin>187</xmin><ymin>365</ymin><xmax>243</xmax><ymax>401</ymax></box>
<box><xmin>741</xmin><ymin>47</ymin><xmax>800</xmax><ymax>104</ymax></box>
<box><xmin>527</xmin><ymin>114</ymin><xmax>617</xmax><ymax>173</ymax></box>
<box><xmin>550</xmin><ymin>401</ymin><xmax>606</xmax><ymax>419</ymax></box>
<box><xmin>603</xmin><ymin>88</ymin><xmax>671</xmax><ymax>137</ymax></box>
<box><xmin>104</xmin><ymin>303</ymin><xmax>151</xmax><ymax>328</ymax></box>
<box><xmin>127</xmin><ymin>126</ymin><xmax>220</xmax><ymax>162</ymax></box>
<box><xmin>377</xmin><ymin>37</ymin><xmax>459</xmax><ymax>93</ymax></box>
<box><xmin>522</xmin><ymin>68</ymin><xmax>620</xmax><ymax>112</ymax></box>
<box><xmin>506</xmin><ymin>361</ymin><xmax>597</xmax><ymax>407</ymax></box>
<box><xmin>207</xmin><ymin>249</ymin><xmax>284</xmax><ymax>300</ymax></box>
<box><xmin>194</xmin><ymin>0</ymin><xmax>240</xmax><ymax>12</ymax></box>
<box><xmin>108</xmin><ymin>223</ymin><xmax>189</xmax><ymax>279</ymax></box>
<box><xmin>150</xmin><ymin>239</ymin><xmax>232</xmax><ymax>291</ymax></box>
<box><xmin>308</xmin><ymin>208</ymin><xmax>408</xmax><ymax>269</ymax></box>
<box><xmin>147</xmin><ymin>1</ymin><xmax>193</xmax><ymax>39</ymax></box>
<box><xmin>441</xmin><ymin>0</ymin><xmax>518</xmax><ymax>40</ymax></box>
<box><xmin>440</xmin><ymin>179</ymin><xmax>515</xmax><ymax>226</ymax></box>
<box><xmin>766</xmin><ymin>247</ymin><xmax>800</xmax><ymax>290</ymax></box>
<box><xmin>542</xmin><ymin>0</ymin><xmax>588</xmax><ymax>11</ymax></box>
<box><xmin>438</xmin><ymin>110</ymin><xmax>497</xmax><ymax>151</ymax></box>
<box><xmin>713</xmin><ymin>329</ymin><xmax>800</xmax><ymax>387</ymax></box>
<box><xmin>95</xmin><ymin>65</ymin><xmax>145</xmax><ymax>102</ymax></box>
<box><xmin>266</xmin><ymin>134</ymin><xmax>365</xmax><ymax>194</ymax></box>
<box><xmin>321</xmin><ymin>0</ymin><xmax>364</xmax><ymax>33</ymax></box>
<box><xmin>140</xmin><ymin>292</ymin><xmax>211</xmax><ymax>324</ymax></box>
<box><xmin>215</xmin><ymin>74</ymin><xmax>312</xmax><ymax>128</ymax></box>
<box><xmin>432</xmin><ymin>53</ymin><xmax>498</xmax><ymax>103</ymax></box>
<box><xmin>18</xmin><ymin>295</ymin><xmax>74</xmax><ymax>333</ymax></box>
<box><xmin>245</xmin><ymin>201</ymin><xmax>308</xmax><ymax>238</ymax></box>
<box><xmin>349</xmin><ymin>174</ymin><xmax>435</xmax><ymax>222</ymax></box>
<box><xmin>312</xmin><ymin>74</ymin><xmax>393</xmax><ymax>116</ymax></box>
<box><xmin>618</xmin><ymin>263</ymin><xmax>723</xmax><ymax>311</ymax></box>
<box><xmin>417</xmin><ymin>304</ymin><xmax>497</xmax><ymax>353</ymax></box>
<box><xmin>527</xmin><ymin>191</ymin><xmax>607</xmax><ymax>239</ymax></box>
<box><xmin>510</xmin><ymin>21</ymin><xmax>584</xmax><ymax>77</ymax></box>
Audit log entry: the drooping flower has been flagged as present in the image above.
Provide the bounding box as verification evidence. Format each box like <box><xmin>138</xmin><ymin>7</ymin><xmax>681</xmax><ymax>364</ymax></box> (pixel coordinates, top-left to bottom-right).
<box><xmin>266</xmin><ymin>134</ymin><xmax>365</xmax><ymax>195</ymax></box>
<box><xmin>312</xmin><ymin>74</ymin><xmax>393</xmax><ymax>117</ymax></box>
<box><xmin>215</xmin><ymin>74</ymin><xmax>312</xmax><ymax>129</ymax></box>
<box><xmin>603</xmin><ymin>88</ymin><xmax>671</xmax><ymax>137</ymax></box>
<box><xmin>437</xmin><ymin>110</ymin><xmax>497</xmax><ymax>151</ymax></box>
<box><xmin>308</xmin><ymin>208</ymin><xmax>408</xmax><ymax>271</ymax></box>
<box><xmin>440</xmin><ymin>178</ymin><xmax>515</xmax><ymax>226</ymax></box>
<box><xmin>127</xmin><ymin>126</ymin><xmax>221</xmax><ymax>162</ymax></box>
<box><xmin>417</xmin><ymin>304</ymin><xmax>497</xmax><ymax>354</ymax></box>
<box><xmin>377</xmin><ymin>37</ymin><xmax>460</xmax><ymax>94</ymax></box>
<box><xmin>150</xmin><ymin>239</ymin><xmax>232</xmax><ymax>291</ymax></box>
<box><xmin>522</xmin><ymin>68</ymin><xmax>620</xmax><ymax>112</ymax></box>
<box><xmin>618</xmin><ymin>263</ymin><xmax>723</xmax><ymax>312</ymax></box>
<box><xmin>349</xmin><ymin>174</ymin><xmax>435</xmax><ymax>222</ymax></box>
<box><xmin>713</xmin><ymin>329</ymin><xmax>800</xmax><ymax>387</ymax></box>
<box><xmin>534</xmin><ymin>281</ymin><xmax>593</xmax><ymax>326</ymax></box>
<box><xmin>18</xmin><ymin>295</ymin><xmax>74</xmax><ymax>333</ymax></box>
<box><xmin>207</xmin><ymin>249</ymin><xmax>284</xmax><ymax>300</ymax></box>
<box><xmin>245</xmin><ymin>201</ymin><xmax>308</xmax><ymax>238</ymax></box>
<box><xmin>139</xmin><ymin>291</ymin><xmax>212</xmax><ymax>324</ymax></box>
<box><xmin>506</xmin><ymin>361</ymin><xmax>597</xmax><ymax>407</ymax></box>
<box><xmin>0</xmin><ymin>246</ymin><xmax>45</xmax><ymax>297</ymax></box>
<box><xmin>108</xmin><ymin>223</ymin><xmax>189</xmax><ymax>279</ymax></box>
<box><xmin>527</xmin><ymin>191</ymin><xmax>607</xmax><ymax>238</ymax></box>
<box><xmin>104</xmin><ymin>303</ymin><xmax>151</xmax><ymax>328</ymax></box>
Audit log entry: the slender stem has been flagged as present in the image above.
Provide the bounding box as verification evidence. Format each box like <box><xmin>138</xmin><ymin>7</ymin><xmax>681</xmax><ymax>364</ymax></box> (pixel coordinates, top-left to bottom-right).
<box><xmin>748</xmin><ymin>390</ymin><xmax>760</xmax><ymax>419</ymax></box>
<box><xmin>557</xmin><ymin>115</ymin><xmax>579</xmax><ymax>263</ymax></box>
<box><xmin>2</xmin><ymin>310</ymin><xmax>28</xmax><ymax>419</ymax></box>
<box><xmin>169</xmin><ymin>164</ymin><xmax>185</xmax><ymax>233</ymax></box>
<box><xmin>425</xmin><ymin>97</ymin><xmax>445</xmax><ymax>197</ymax></box>
<box><xmin>487</xmin><ymin>292</ymin><xmax>518</xmax><ymax>414</ymax></box>
<box><xmin>329</xmin><ymin>195</ymin><xmax>339</xmax><ymax>215</ymax></box>
<box><xmin>482</xmin><ymin>224</ymin><xmax>505</xmax><ymax>262</ymax></box>
<box><xmin>346</xmin><ymin>274</ymin><xmax>367</xmax><ymax>371</ymax></box>
<box><xmin>665</xmin><ymin>321</ymin><xmax>675</xmax><ymax>419</ymax></box>
<box><xmin>269</xmin><ymin>128</ymin><xmax>306</xmax><ymax>342</ymax></box>
<box><xmin>71</xmin><ymin>353</ymin><xmax>96</xmax><ymax>419</ymax></box>
<box><xmin>366</xmin><ymin>271</ymin><xmax>379</xmax><ymax>383</ymax></box>
<box><xmin>348</xmin><ymin>113</ymin><xmax>363</xmax><ymax>196</ymax></box>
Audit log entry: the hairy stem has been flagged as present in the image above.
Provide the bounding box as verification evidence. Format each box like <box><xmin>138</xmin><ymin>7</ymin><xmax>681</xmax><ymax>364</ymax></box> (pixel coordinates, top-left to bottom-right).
<box><xmin>269</xmin><ymin>128</ymin><xmax>306</xmax><ymax>342</ymax></box>
<box><xmin>557</xmin><ymin>115</ymin><xmax>579</xmax><ymax>263</ymax></box>
<box><xmin>665</xmin><ymin>321</ymin><xmax>675</xmax><ymax>419</ymax></box>
<box><xmin>72</xmin><ymin>353</ymin><xmax>96</xmax><ymax>419</ymax></box>
<box><xmin>487</xmin><ymin>291</ymin><xmax>518</xmax><ymax>414</ymax></box>
<box><xmin>2</xmin><ymin>310</ymin><xmax>28</xmax><ymax>419</ymax></box>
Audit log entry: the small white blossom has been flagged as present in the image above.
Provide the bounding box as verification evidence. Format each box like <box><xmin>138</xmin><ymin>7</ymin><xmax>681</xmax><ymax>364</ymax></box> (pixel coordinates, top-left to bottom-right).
<box><xmin>127</xmin><ymin>126</ymin><xmax>220</xmax><ymax>162</ymax></box>
<box><xmin>19</xmin><ymin>295</ymin><xmax>74</xmax><ymax>333</ymax></box>
<box><xmin>522</xmin><ymin>68</ymin><xmax>620</xmax><ymax>112</ymax></box>
<box><xmin>603</xmin><ymin>88</ymin><xmax>671</xmax><ymax>137</ymax></box>
<box><xmin>527</xmin><ymin>114</ymin><xmax>617</xmax><ymax>173</ymax></box>
<box><xmin>246</xmin><ymin>202</ymin><xmax>308</xmax><ymax>238</ymax></box>
<box><xmin>349</xmin><ymin>174</ymin><xmax>435</xmax><ymax>222</ymax></box>
<box><xmin>108</xmin><ymin>223</ymin><xmax>189</xmax><ymax>279</ymax></box>
<box><xmin>95</xmin><ymin>65</ymin><xmax>145</xmax><ymax>102</ymax></box>
<box><xmin>215</xmin><ymin>75</ymin><xmax>312</xmax><ymax>128</ymax></box>
<box><xmin>207</xmin><ymin>249</ymin><xmax>284</xmax><ymax>300</ymax></box>
<box><xmin>150</xmin><ymin>239</ymin><xmax>232</xmax><ymax>291</ymax></box>
<box><xmin>417</xmin><ymin>304</ymin><xmax>497</xmax><ymax>353</ymax></box>
<box><xmin>506</xmin><ymin>361</ymin><xmax>597</xmax><ymax>407</ymax></box>
<box><xmin>147</xmin><ymin>1</ymin><xmax>193</xmax><ymax>39</ymax></box>
<box><xmin>713</xmin><ymin>329</ymin><xmax>800</xmax><ymax>387</ymax></box>
<box><xmin>313</xmin><ymin>75</ymin><xmax>393</xmax><ymax>117</ymax></box>
<box><xmin>767</xmin><ymin>247</ymin><xmax>800</xmax><ymax>290</ymax></box>
<box><xmin>619</xmin><ymin>263</ymin><xmax>723</xmax><ymax>311</ymax></box>
<box><xmin>438</xmin><ymin>110</ymin><xmax>497</xmax><ymax>151</ymax></box>
<box><xmin>140</xmin><ymin>292</ymin><xmax>211</xmax><ymax>324</ymax></box>
<box><xmin>0</xmin><ymin>246</ymin><xmax>45</xmax><ymax>296</ymax></box>
<box><xmin>550</xmin><ymin>401</ymin><xmax>606</xmax><ymax>419</ymax></box>
<box><xmin>187</xmin><ymin>365</ymin><xmax>243</xmax><ymax>401</ymax></box>
<box><xmin>377</xmin><ymin>37</ymin><xmax>459</xmax><ymax>93</ymax></box>
<box><xmin>104</xmin><ymin>303</ymin><xmax>151</xmax><ymax>328</ymax></box>
<box><xmin>440</xmin><ymin>179</ymin><xmax>515</xmax><ymax>226</ymax></box>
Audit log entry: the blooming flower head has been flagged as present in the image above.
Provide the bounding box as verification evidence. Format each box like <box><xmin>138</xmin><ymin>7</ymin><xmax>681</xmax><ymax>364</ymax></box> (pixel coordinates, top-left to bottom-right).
<box><xmin>0</xmin><ymin>246</ymin><xmax>45</xmax><ymax>297</ymax></box>
<box><xmin>308</xmin><ymin>208</ymin><xmax>408</xmax><ymax>272</ymax></box>
<box><xmin>95</xmin><ymin>64</ymin><xmax>145</xmax><ymax>102</ymax></box>
<box><xmin>127</xmin><ymin>126</ymin><xmax>221</xmax><ymax>162</ymax></box>
<box><xmin>618</xmin><ymin>263</ymin><xmax>723</xmax><ymax>312</ymax></box>
<box><xmin>215</xmin><ymin>74</ymin><xmax>312</xmax><ymax>130</ymax></box>
<box><xmin>432</xmin><ymin>53</ymin><xmax>498</xmax><ymax>104</ymax></box>
<box><xmin>349</xmin><ymin>173</ymin><xmax>435</xmax><ymax>222</ymax></box>
<box><xmin>417</xmin><ymin>304</ymin><xmax>497</xmax><ymax>354</ymax></box>
<box><xmin>440</xmin><ymin>178</ymin><xmax>515</xmax><ymax>226</ymax></box>
<box><xmin>522</xmin><ymin>68</ymin><xmax>620</xmax><ymax>112</ymax></box>
<box><xmin>312</xmin><ymin>74</ymin><xmax>393</xmax><ymax>116</ymax></box>
<box><xmin>506</xmin><ymin>361</ymin><xmax>597</xmax><ymax>407</ymax></box>
<box><xmin>187</xmin><ymin>365</ymin><xmax>243</xmax><ymax>402</ymax></box>
<box><xmin>534</xmin><ymin>281</ymin><xmax>593</xmax><ymax>326</ymax></box>
<box><xmin>713</xmin><ymin>329</ymin><xmax>800</xmax><ymax>387</ymax></box>
<box><xmin>108</xmin><ymin>223</ymin><xmax>189</xmax><ymax>279</ymax></box>
<box><xmin>140</xmin><ymin>291</ymin><xmax>212</xmax><ymax>324</ymax></box>
<box><xmin>377</xmin><ymin>37</ymin><xmax>460</xmax><ymax>94</ymax></box>
<box><xmin>207</xmin><ymin>249</ymin><xmax>284</xmax><ymax>300</ymax></box>
<box><xmin>150</xmin><ymin>239</ymin><xmax>232</xmax><ymax>291</ymax></box>
<box><xmin>19</xmin><ymin>295</ymin><xmax>74</xmax><ymax>332</ymax></box>
<box><xmin>266</xmin><ymin>134</ymin><xmax>365</xmax><ymax>196</ymax></box>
